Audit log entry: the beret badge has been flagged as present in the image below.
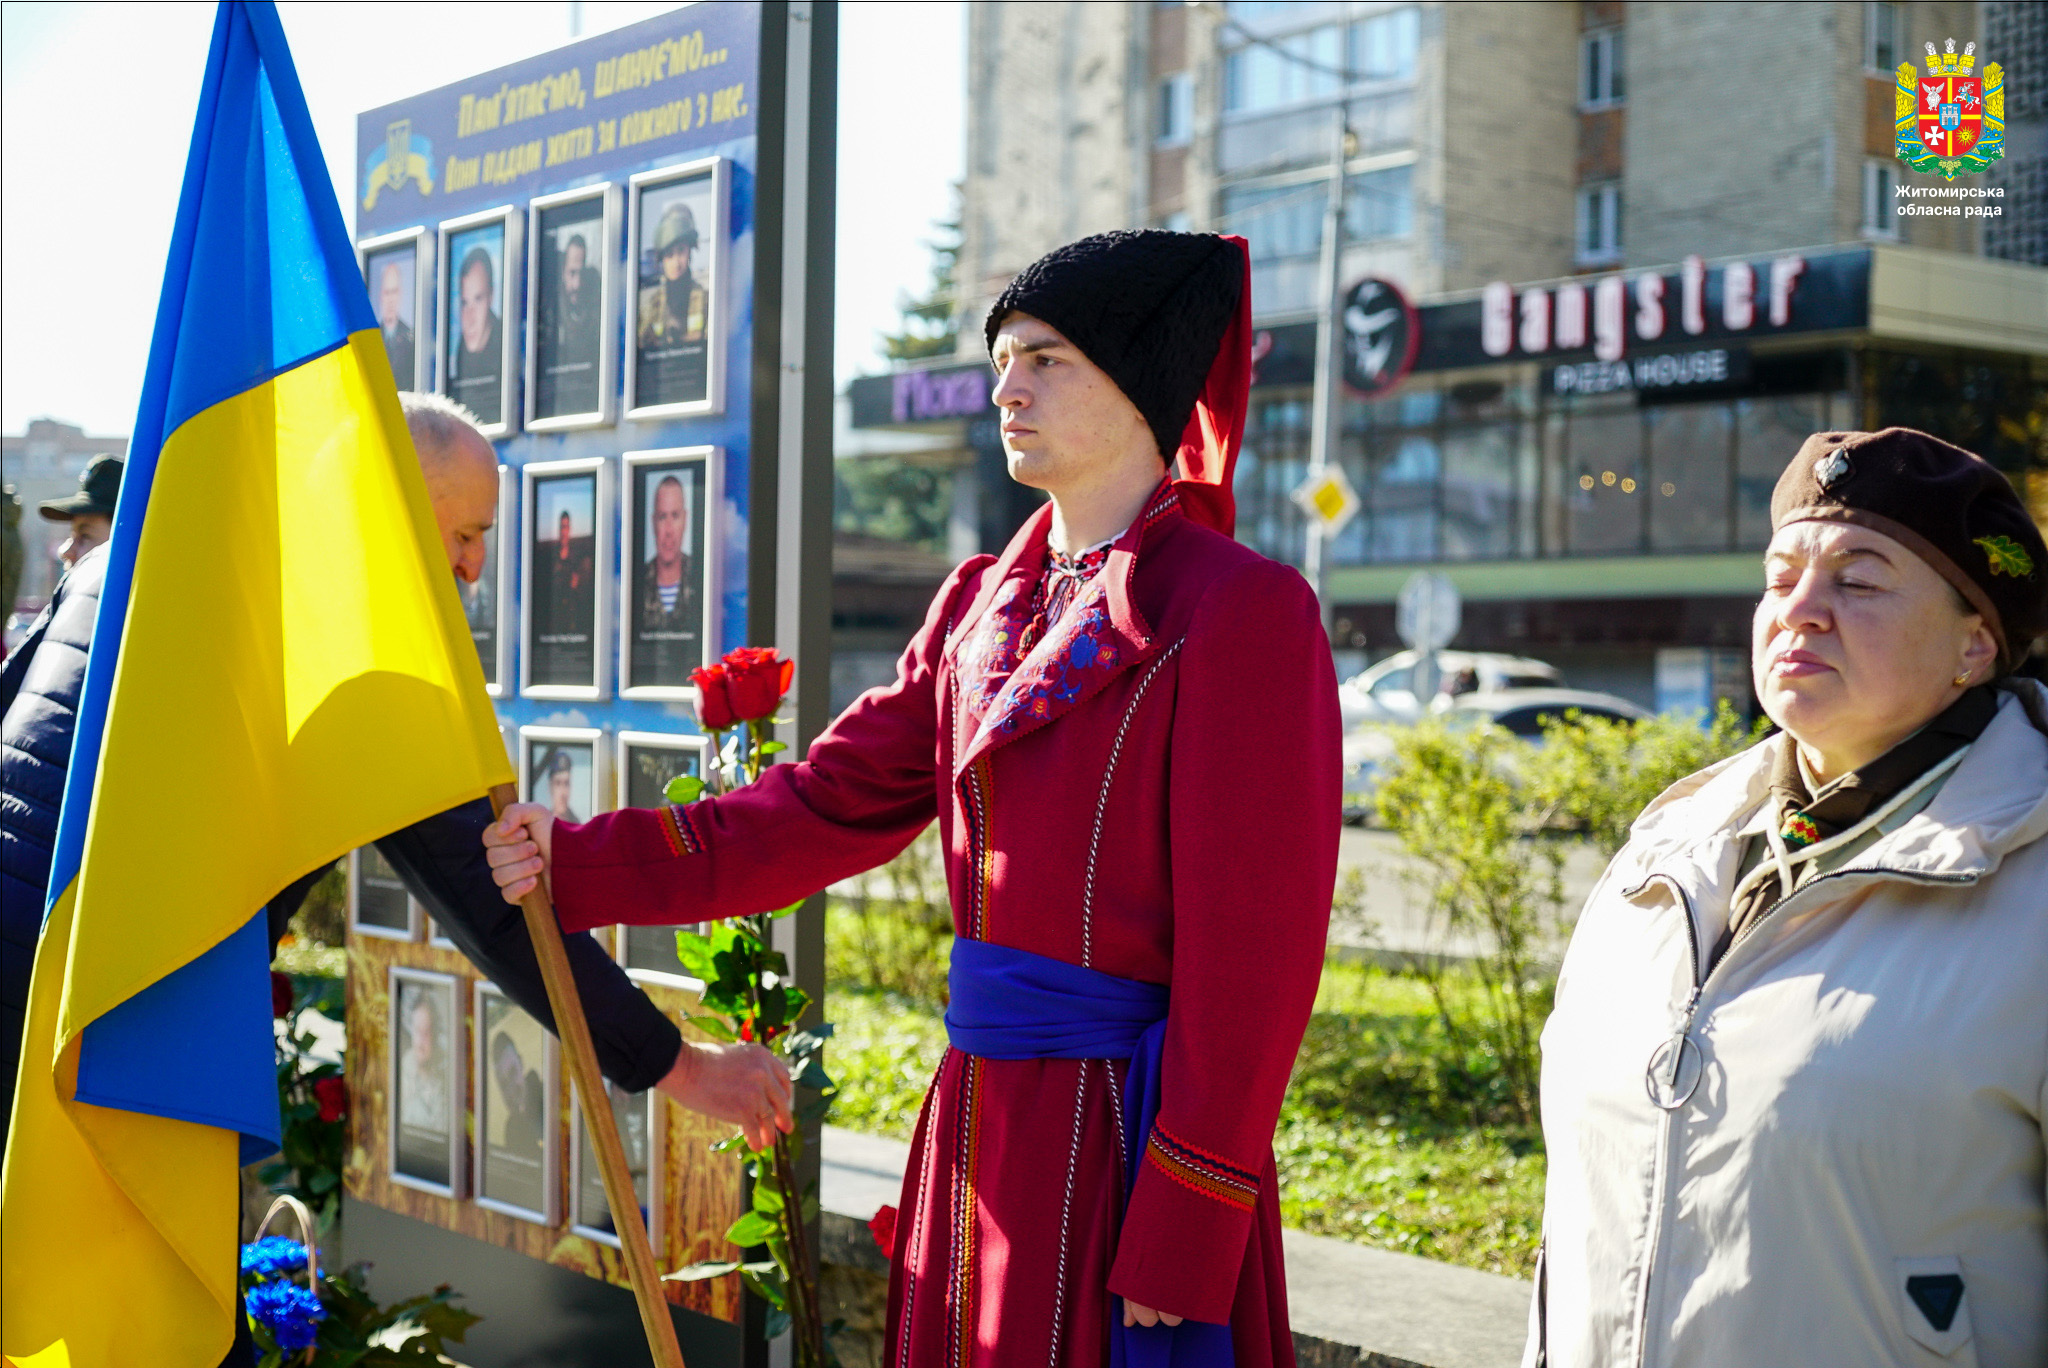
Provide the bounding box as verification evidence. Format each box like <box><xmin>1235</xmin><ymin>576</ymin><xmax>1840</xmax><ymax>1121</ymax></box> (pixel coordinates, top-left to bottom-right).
<box><xmin>1975</xmin><ymin>534</ymin><xmax>2035</xmax><ymax>579</ymax></box>
<box><xmin>1814</xmin><ymin>448</ymin><xmax>1852</xmax><ymax>490</ymax></box>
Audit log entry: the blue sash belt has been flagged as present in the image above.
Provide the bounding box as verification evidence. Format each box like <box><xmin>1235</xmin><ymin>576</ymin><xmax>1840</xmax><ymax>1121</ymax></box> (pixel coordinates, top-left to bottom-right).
<box><xmin>945</xmin><ymin>937</ymin><xmax>1235</xmax><ymax>1368</ymax></box>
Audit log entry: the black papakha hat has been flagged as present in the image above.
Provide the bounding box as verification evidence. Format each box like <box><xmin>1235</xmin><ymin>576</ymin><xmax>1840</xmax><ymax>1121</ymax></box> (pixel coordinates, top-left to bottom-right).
<box><xmin>984</xmin><ymin>229</ymin><xmax>1245</xmax><ymax>462</ymax></box>
<box><xmin>1772</xmin><ymin>427</ymin><xmax>2046</xmax><ymax>672</ymax></box>
<box><xmin>39</xmin><ymin>453</ymin><xmax>123</xmax><ymax>522</ymax></box>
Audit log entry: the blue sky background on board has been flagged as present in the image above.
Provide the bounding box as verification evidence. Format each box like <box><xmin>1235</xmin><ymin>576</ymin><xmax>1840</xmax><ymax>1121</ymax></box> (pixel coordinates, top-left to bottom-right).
<box><xmin>0</xmin><ymin>1</ymin><xmax>967</xmax><ymax>436</ymax></box>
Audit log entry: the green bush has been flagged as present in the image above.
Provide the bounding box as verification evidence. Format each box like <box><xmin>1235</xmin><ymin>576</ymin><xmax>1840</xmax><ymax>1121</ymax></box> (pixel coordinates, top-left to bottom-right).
<box><xmin>827</xmin><ymin>826</ymin><xmax>952</xmax><ymax>1005</ymax></box>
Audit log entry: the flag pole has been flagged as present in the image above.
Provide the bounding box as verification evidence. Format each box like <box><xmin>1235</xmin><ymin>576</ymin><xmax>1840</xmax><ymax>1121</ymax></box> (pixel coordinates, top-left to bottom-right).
<box><xmin>488</xmin><ymin>784</ymin><xmax>687</xmax><ymax>1368</ymax></box>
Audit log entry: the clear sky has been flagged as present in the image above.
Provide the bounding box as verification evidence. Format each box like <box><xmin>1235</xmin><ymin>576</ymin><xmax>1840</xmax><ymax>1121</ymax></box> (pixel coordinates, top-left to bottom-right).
<box><xmin>0</xmin><ymin>0</ymin><xmax>964</xmax><ymax>437</ymax></box>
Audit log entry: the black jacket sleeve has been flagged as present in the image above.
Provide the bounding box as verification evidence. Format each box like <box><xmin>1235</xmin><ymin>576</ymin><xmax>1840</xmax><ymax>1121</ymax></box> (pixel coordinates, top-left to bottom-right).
<box><xmin>376</xmin><ymin>798</ymin><xmax>683</xmax><ymax>1093</ymax></box>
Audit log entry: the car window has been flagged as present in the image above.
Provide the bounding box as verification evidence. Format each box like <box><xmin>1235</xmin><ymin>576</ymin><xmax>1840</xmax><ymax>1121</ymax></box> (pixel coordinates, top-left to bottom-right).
<box><xmin>1494</xmin><ymin>704</ymin><xmax>1631</xmax><ymax>736</ymax></box>
<box><xmin>1500</xmin><ymin>673</ymin><xmax>1557</xmax><ymax>690</ymax></box>
<box><xmin>1370</xmin><ymin>669</ymin><xmax>1415</xmax><ymax>697</ymax></box>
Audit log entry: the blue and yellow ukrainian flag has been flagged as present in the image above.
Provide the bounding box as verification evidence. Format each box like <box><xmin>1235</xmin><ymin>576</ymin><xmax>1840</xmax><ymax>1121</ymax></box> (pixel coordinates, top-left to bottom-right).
<box><xmin>0</xmin><ymin>5</ymin><xmax>510</xmax><ymax>1364</ymax></box>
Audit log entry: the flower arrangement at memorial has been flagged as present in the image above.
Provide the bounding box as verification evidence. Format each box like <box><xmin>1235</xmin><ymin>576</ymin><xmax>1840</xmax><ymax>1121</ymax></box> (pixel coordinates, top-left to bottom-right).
<box><xmin>239</xmin><ymin>1201</ymin><xmax>478</xmax><ymax>1366</ymax></box>
<box><xmin>664</xmin><ymin>645</ymin><xmax>843</xmax><ymax>1368</ymax></box>
<box><xmin>262</xmin><ymin>972</ymin><xmax>347</xmax><ymax>1231</ymax></box>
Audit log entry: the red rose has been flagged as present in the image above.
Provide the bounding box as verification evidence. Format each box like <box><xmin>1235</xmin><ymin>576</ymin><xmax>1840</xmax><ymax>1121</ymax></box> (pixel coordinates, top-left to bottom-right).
<box><xmin>692</xmin><ymin>663</ymin><xmax>735</xmax><ymax>730</ymax></box>
<box><xmin>868</xmin><ymin>1204</ymin><xmax>898</xmax><ymax>1260</ymax></box>
<box><xmin>312</xmin><ymin>1076</ymin><xmax>348</xmax><ymax>1123</ymax></box>
<box><xmin>721</xmin><ymin>647</ymin><xmax>793</xmax><ymax>723</ymax></box>
<box><xmin>271</xmin><ymin>971</ymin><xmax>293</xmax><ymax>1019</ymax></box>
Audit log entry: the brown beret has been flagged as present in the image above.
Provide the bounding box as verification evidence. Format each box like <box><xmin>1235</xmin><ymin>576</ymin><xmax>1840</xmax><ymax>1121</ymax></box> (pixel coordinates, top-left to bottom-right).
<box><xmin>1773</xmin><ymin>427</ymin><xmax>2046</xmax><ymax>672</ymax></box>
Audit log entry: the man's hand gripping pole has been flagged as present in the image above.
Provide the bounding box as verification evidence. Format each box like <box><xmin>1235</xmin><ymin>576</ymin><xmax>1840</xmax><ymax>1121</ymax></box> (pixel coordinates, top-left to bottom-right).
<box><xmin>488</xmin><ymin>783</ymin><xmax>687</xmax><ymax>1368</ymax></box>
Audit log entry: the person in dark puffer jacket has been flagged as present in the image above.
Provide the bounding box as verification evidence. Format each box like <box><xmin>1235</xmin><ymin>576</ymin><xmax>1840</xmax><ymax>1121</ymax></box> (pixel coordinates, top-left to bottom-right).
<box><xmin>1</xmin><ymin>541</ymin><xmax>108</xmax><ymax>1150</ymax></box>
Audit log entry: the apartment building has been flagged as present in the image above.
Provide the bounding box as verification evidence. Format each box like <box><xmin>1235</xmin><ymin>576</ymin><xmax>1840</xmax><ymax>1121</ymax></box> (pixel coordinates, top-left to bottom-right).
<box><xmin>849</xmin><ymin>1</ymin><xmax>2047</xmax><ymax>707</ymax></box>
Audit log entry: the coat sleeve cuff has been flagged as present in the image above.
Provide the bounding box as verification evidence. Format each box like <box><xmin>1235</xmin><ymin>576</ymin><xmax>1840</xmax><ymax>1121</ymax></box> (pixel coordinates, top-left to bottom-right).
<box><xmin>1106</xmin><ymin>1123</ymin><xmax>1261</xmax><ymax>1323</ymax></box>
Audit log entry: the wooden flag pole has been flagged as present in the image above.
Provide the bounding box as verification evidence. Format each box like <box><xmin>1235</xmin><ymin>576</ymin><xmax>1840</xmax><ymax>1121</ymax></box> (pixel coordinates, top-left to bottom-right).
<box><xmin>489</xmin><ymin>783</ymin><xmax>687</xmax><ymax>1368</ymax></box>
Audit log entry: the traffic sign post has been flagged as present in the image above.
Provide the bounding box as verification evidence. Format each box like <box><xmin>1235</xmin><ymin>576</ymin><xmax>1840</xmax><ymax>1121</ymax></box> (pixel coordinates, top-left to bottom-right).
<box><xmin>1396</xmin><ymin>571</ymin><xmax>1460</xmax><ymax>704</ymax></box>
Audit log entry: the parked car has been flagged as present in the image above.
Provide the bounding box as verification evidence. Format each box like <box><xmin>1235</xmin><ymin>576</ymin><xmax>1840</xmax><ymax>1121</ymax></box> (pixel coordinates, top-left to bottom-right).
<box><xmin>1340</xmin><ymin>685</ymin><xmax>1651</xmax><ymax>822</ymax></box>
<box><xmin>1337</xmin><ymin>649</ymin><xmax>1562</xmax><ymax>729</ymax></box>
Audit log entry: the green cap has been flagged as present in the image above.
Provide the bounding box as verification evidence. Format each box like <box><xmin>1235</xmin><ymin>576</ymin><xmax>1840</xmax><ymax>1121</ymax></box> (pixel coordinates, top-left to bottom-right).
<box><xmin>40</xmin><ymin>454</ymin><xmax>123</xmax><ymax>522</ymax></box>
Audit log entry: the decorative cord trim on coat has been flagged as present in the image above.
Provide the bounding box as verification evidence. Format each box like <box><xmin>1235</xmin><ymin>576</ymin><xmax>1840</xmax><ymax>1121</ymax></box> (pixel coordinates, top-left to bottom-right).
<box><xmin>1144</xmin><ymin>1123</ymin><xmax>1259</xmax><ymax>1211</ymax></box>
<box><xmin>657</xmin><ymin>803</ymin><xmax>706</xmax><ymax>857</ymax></box>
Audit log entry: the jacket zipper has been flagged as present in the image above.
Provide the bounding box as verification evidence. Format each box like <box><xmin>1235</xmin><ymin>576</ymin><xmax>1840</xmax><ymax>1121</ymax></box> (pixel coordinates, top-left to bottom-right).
<box><xmin>1621</xmin><ymin>863</ymin><xmax>1980</xmax><ymax>1368</ymax></box>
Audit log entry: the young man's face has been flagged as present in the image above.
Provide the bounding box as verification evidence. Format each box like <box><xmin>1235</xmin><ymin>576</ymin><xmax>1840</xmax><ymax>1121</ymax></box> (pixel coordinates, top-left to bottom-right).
<box><xmin>562</xmin><ymin>242</ymin><xmax>584</xmax><ymax>297</ymax></box>
<box><xmin>59</xmin><ymin>513</ymin><xmax>112</xmax><ymax>565</ymax></box>
<box><xmin>989</xmin><ymin>313</ymin><xmax>1157</xmax><ymax>496</ymax></box>
<box><xmin>549</xmin><ymin>767</ymin><xmax>575</xmax><ymax>818</ymax></box>
<box><xmin>557</xmin><ymin>511</ymin><xmax>573</xmax><ymax>552</ymax></box>
<box><xmin>661</xmin><ymin>243</ymin><xmax>692</xmax><ymax>282</ymax></box>
<box><xmin>653</xmin><ymin>479</ymin><xmax>686</xmax><ymax>569</ymax></box>
<box><xmin>460</xmin><ymin>263</ymin><xmax>492</xmax><ymax>352</ymax></box>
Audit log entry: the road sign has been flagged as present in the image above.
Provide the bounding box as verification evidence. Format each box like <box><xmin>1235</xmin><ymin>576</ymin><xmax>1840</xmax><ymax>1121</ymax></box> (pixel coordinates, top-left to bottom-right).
<box><xmin>1340</xmin><ymin>277</ymin><xmax>1419</xmax><ymax>397</ymax></box>
<box><xmin>1396</xmin><ymin>571</ymin><xmax>1460</xmax><ymax>652</ymax></box>
<box><xmin>1291</xmin><ymin>464</ymin><xmax>1361</xmax><ymax>538</ymax></box>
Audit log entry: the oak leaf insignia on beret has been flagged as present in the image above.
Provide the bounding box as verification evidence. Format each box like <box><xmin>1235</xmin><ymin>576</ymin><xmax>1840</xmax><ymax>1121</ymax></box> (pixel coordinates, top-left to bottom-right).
<box><xmin>1976</xmin><ymin>534</ymin><xmax>2035</xmax><ymax>579</ymax></box>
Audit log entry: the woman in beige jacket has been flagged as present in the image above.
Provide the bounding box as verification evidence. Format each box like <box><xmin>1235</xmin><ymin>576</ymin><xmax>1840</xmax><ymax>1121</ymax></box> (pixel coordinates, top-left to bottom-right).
<box><xmin>1528</xmin><ymin>428</ymin><xmax>2048</xmax><ymax>1368</ymax></box>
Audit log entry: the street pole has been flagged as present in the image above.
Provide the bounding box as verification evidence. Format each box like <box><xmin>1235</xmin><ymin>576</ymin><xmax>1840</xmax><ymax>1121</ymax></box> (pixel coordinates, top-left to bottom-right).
<box><xmin>1305</xmin><ymin>102</ymin><xmax>1348</xmax><ymax>633</ymax></box>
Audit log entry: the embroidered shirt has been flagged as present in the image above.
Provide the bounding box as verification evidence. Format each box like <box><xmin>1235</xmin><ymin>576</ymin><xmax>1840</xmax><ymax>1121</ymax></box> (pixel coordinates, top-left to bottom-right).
<box><xmin>1016</xmin><ymin>533</ymin><xmax>1117</xmax><ymax>657</ymax></box>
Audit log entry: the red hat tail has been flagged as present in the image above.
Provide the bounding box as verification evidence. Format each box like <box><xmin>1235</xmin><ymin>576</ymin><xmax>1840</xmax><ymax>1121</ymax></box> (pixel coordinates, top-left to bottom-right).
<box><xmin>1172</xmin><ymin>235</ymin><xmax>1253</xmax><ymax>537</ymax></box>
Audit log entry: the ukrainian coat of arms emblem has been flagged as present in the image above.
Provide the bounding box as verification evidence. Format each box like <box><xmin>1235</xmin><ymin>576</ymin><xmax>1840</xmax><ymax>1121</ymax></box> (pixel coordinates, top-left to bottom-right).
<box><xmin>1896</xmin><ymin>39</ymin><xmax>2005</xmax><ymax>180</ymax></box>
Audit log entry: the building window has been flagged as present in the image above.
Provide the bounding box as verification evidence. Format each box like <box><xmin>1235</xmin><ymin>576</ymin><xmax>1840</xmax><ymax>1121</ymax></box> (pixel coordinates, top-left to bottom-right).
<box><xmin>1575</xmin><ymin>182</ymin><xmax>1622</xmax><ymax>265</ymax></box>
<box><xmin>1222</xmin><ymin>8</ymin><xmax>1420</xmax><ymax>115</ymax></box>
<box><xmin>1156</xmin><ymin>72</ymin><xmax>1193</xmax><ymax>146</ymax></box>
<box><xmin>1580</xmin><ymin>28</ymin><xmax>1624</xmax><ymax>109</ymax></box>
<box><xmin>1862</xmin><ymin>159</ymin><xmax>1899</xmax><ymax>237</ymax></box>
<box><xmin>1864</xmin><ymin>1</ymin><xmax>1900</xmax><ymax>73</ymax></box>
<box><xmin>1350</xmin><ymin>7</ymin><xmax>1420</xmax><ymax>83</ymax></box>
<box><xmin>1220</xmin><ymin>163</ymin><xmax>1415</xmax><ymax>264</ymax></box>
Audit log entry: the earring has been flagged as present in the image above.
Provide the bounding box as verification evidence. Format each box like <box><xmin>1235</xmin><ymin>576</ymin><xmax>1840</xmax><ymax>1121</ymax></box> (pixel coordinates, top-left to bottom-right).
<box><xmin>1954</xmin><ymin>671</ymin><xmax>1972</xmax><ymax>688</ymax></box>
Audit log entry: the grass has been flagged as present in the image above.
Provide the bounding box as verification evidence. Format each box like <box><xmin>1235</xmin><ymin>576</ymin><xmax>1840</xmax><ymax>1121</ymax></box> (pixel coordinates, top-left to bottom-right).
<box><xmin>823</xmin><ymin>920</ymin><xmax>1545</xmax><ymax>1279</ymax></box>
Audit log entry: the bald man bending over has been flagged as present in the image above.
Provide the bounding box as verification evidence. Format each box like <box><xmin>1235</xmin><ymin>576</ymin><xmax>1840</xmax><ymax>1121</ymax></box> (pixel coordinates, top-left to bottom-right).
<box><xmin>270</xmin><ymin>394</ymin><xmax>791</xmax><ymax>1139</ymax></box>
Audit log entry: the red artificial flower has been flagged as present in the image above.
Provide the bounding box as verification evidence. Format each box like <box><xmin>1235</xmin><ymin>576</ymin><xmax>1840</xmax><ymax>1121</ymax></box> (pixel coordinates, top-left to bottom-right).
<box><xmin>271</xmin><ymin>971</ymin><xmax>293</xmax><ymax>1019</ymax></box>
<box><xmin>721</xmin><ymin>646</ymin><xmax>793</xmax><ymax>723</ymax></box>
<box><xmin>312</xmin><ymin>1076</ymin><xmax>348</xmax><ymax>1123</ymax></box>
<box><xmin>692</xmin><ymin>662</ymin><xmax>736</xmax><ymax>730</ymax></box>
<box><xmin>738</xmin><ymin>1019</ymin><xmax>754</xmax><ymax>1042</ymax></box>
<box><xmin>868</xmin><ymin>1204</ymin><xmax>898</xmax><ymax>1260</ymax></box>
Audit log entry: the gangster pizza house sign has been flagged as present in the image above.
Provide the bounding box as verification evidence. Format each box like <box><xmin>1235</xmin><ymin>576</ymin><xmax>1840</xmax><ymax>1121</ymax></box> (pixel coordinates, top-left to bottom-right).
<box><xmin>1411</xmin><ymin>247</ymin><xmax>1871</xmax><ymax>395</ymax></box>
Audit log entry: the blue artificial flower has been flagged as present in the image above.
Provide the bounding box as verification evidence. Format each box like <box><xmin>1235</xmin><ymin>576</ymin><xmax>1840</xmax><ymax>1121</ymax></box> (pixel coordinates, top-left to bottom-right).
<box><xmin>245</xmin><ymin>1277</ymin><xmax>325</xmax><ymax>1352</ymax></box>
<box><xmin>240</xmin><ymin>1235</ymin><xmax>309</xmax><ymax>1281</ymax></box>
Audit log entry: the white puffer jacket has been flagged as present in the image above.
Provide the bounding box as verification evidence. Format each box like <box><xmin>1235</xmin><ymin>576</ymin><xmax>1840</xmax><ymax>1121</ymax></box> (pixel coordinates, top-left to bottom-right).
<box><xmin>1527</xmin><ymin>682</ymin><xmax>2048</xmax><ymax>1368</ymax></box>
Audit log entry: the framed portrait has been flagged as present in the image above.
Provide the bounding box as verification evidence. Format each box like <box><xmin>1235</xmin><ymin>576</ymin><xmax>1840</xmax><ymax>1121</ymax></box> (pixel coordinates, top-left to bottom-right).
<box><xmin>349</xmin><ymin>844</ymin><xmax>417</xmax><ymax>942</ymax></box>
<box><xmin>519</xmin><ymin>727</ymin><xmax>608</xmax><ymax>827</ymax></box>
<box><xmin>358</xmin><ymin>226</ymin><xmax>432</xmax><ymax>393</ymax></box>
<box><xmin>464</xmin><ymin>464</ymin><xmax>513</xmax><ymax>696</ymax></box>
<box><xmin>625</xmin><ymin>158</ymin><xmax>727</xmax><ymax>419</ymax></box>
<box><xmin>388</xmin><ymin>968</ymin><xmax>464</xmax><ymax>1197</ymax></box>
<box><xmin>526</xmin><ymin>184</ymin><xmax>617</xmax><ymax>431</ymax></box>
<box><xmin>620</xmin><ymin>448</ymin><xmax>719</xmax><ymax>698</ymax></box>
<box><xmin>569</xmin><ymin>1080</ymin><xmax>662</xmax><ymax>1248</ymax></box>
<box><xmin>613</xmin><ymin>732</ymin><xmax>710</xmax><ymax>983</ymax></box>
<box><xmin>473</xmin><ymin>980</ymin><xmax>560</xmax><ymax>1224</ymax></box>
<box><xmin>438</xmin><ymin>206</ymin><xmax>522</xmax><ymax>437</ymax></box>
<box><xmin>521</xmin><ymin>457</ymin><xmax>612</xmax><ymax>698</ymax></box>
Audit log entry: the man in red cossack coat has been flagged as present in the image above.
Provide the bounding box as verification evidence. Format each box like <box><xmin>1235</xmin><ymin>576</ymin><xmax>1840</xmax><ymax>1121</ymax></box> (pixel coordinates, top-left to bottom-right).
<box><xmin>488</xmin><ymin>230</ymin><xmax>1341</xmax><ymax>1368</ymax></box>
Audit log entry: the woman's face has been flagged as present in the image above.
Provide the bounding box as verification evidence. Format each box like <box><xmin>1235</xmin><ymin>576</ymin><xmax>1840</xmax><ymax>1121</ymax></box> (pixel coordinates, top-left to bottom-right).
<box><xmin>1753</xmin><ymin>520</ymin><xmax>1997</xmax><ymax>776</ymax></box>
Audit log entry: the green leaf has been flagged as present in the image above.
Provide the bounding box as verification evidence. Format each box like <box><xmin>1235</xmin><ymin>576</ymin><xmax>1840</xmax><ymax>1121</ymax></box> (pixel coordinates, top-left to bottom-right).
<box><xmin>663</xmin><ymin>773</ymin><xmax>707</xmax><ymax>804</ymax></box>
<box><xmin>741</xmin><ymin>1269</ymin><xmax>788</xmax><ymax>1311</ymax></box>
<box><xmin>763</xmin><ymin>1306</ymin><xmax>793</xmax><ymax>1340</ymax></box>
<box><xmin>672</xmin><ymin>933</ymin><xmax>719</xmax><ymax>979</ymax></box>
<box><xmin>710</xmin><ymin>1132</ymin><xmax>751</xmax><ymax>1154</ymax></box>
<box><xmin>752</xmin><ymin>1180</ymin><xmax>786</xmax><ymax>1213</ymax></box>
<box><xmin>796</xmin><ymin>1059</ymin><xmax>835</xmax><ymax>1092</ymax></box>
<box><xmin>1976</xmin><ymin>534</ymin><xmax>2035</xmax><ymax>579</ymax></box>
<box><xmin>685</xmin><ymin>1014</ymin><xmax>739</xmax><ymax>1042</ymax></box>
<box><xmin>724</xmin><ymin>1210</ymin><xmax>780</xmax><ymax>1246</ymax></box>
<box><xmin>796</xmin><ymin>1094</ymin><xmax>836</xmax><ymax>1126</ymax></box>
<box><xmin>768</xmin><ymin>897</ymin><xmax>805</xmax><ymax>920</ymax></box>
<box><xmin>759</xmin><ymin>740</ymin><xmax>788</xmax><ymax>755</ymax></box>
